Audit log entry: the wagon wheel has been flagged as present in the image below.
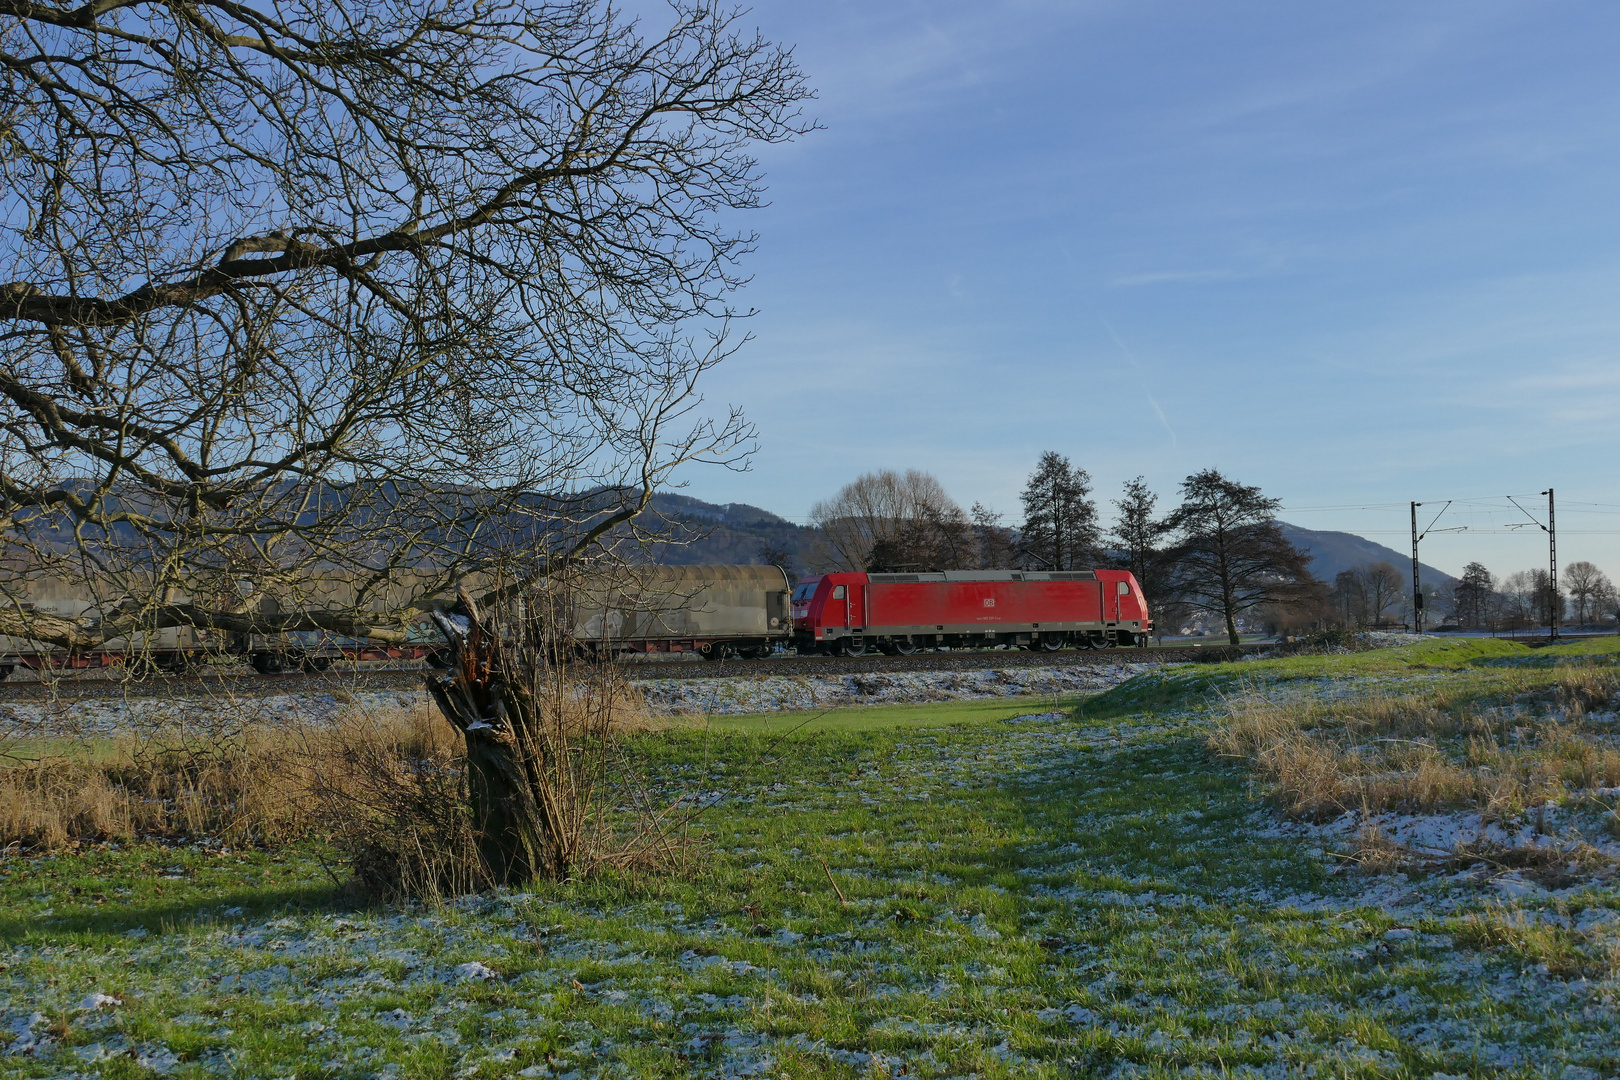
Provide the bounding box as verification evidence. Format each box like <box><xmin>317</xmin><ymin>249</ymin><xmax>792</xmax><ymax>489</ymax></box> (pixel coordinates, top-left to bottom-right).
<box><xmin>250</xmin><ymin>651</ymin><xmax>285</xmax><ymax>675</ymax></box>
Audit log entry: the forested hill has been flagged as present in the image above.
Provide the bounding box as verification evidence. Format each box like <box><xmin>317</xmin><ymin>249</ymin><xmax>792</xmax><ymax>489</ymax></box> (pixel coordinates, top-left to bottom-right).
<box><xmin>643</xmin><ymin>493</ymin><xmax>820</xmax><ymax>572</ymax></box>
<box><xmin>1276</xmin><ymin>522</ymin><xmax>1456</xmax><ymax>586</ymax></box>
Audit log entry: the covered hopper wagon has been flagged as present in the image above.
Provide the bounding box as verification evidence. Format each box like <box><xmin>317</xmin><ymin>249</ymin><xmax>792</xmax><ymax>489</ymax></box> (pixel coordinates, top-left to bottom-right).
<box><xmin>557</xmin><ymin>564</ymin><xmax>792</xmax><ymax>659</ymax></box>
<box><xmin>0</xmin><ymin>563</ymin><xmax>796</xmax><ymax>676</ymax></box>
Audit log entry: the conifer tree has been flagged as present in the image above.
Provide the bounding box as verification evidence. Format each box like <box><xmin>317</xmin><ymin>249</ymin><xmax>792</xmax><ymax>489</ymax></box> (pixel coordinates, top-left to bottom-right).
<box><xmin>1018</xmin><ymin>452</ymin><xmax>1099</xmax><ymax>571</ymax></box>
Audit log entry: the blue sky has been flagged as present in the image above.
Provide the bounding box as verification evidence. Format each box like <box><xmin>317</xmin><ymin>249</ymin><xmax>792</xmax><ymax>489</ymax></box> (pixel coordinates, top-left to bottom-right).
<box><xmin>669</xmin><ymin>0</ymin><xmax>1620</xmax><ymax>578</ymax></box>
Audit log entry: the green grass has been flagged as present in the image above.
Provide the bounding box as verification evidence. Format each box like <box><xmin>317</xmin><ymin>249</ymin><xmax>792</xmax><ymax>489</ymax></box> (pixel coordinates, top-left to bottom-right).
<box><xmin>3</xmin><ymin>643</ymin><xmax>1620</xmax><ymax>1077</ymax></box>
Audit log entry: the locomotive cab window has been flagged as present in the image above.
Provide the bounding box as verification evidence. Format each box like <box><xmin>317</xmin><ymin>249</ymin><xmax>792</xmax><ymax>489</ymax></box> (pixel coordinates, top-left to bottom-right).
<box><xmin>831</xmin><ymin>585</ymin><xmax>846</xmax><ymax>599</ymax></box>
<box><xmin>1117</xmin><ymin>581</ymin><xmax>1131</xmax><ymax>596</ymax></box>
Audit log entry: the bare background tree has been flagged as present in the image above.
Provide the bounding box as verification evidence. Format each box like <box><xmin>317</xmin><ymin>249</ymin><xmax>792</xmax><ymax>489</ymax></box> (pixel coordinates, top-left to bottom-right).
<box><xmin>1563</xmin><ymin>561</ymin><xmax>1613</xmax><ymax>628</ymax></box>
<box><xmin>1019</xmin><ymin>451</ymin><xmax>1098</xmax><ymax>571</ymax></box>
<box><xmin>756</xmin><ymin>540</ymin><xmax>797</xmax><ymax>581</ymax></box>
<box><xmin>1362</xmin><ymin>562</ymin><xmax>1406</xmax><ymax>628</ymax></box>
<box><xmin>1163</xmin><ymin>469</ymin><xmax>1314</xmax><ymax>645</ymax></box>
<box><xmin>968</xmin><ymin>502</ymin><xmax>1018</xmax><ymax>570</ymax></box>
<box><xmin>0</xmin><ymin>0</ymin><xmax>812</xmax><ymax>650</ymax></box>
<box><xmin>1498</xmin><ymin>570</ymin><xmax>1536</xmax><ymax>630</ymax></box>
<box><xmin>808</xmin><ymin>470</ymin><xmax>970</xmax><ymax>571</ymax></box>
<box><xmin>1331</xmin><ymin>568</ymin><xmax>1370</xmax><ymax>627</ymax></box>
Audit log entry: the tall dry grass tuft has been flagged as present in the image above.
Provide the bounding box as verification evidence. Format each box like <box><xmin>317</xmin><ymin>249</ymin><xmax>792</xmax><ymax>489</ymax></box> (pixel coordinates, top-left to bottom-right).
<box><xmin>299</xmin><ymin>704</ymin><xmax>487</xmax><ymax>902</ymax></box>
<box><xmin>1211</xmin><ymin>671</ymin><xmax>1620</xmax><ymax>823</ymax></box>
<box><xmin>0</xmin><ymin>702</ymin><xmax>469</xmax><ymax>861</ymax></box>
<box><xmin>0</xmin><ymin>724</ymin><xmax>316</xmax><ymax>849</ymax></box>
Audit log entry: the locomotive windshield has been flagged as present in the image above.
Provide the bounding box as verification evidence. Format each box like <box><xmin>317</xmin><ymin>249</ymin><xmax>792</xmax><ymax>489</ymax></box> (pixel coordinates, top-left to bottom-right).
<box><xmin>791</xmin><ymin>582</ymin><xmax>819</xmax><ymax>603</ymax></box>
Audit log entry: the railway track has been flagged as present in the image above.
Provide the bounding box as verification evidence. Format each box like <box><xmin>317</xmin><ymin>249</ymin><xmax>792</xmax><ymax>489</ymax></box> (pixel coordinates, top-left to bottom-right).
<box><xmin>0</xmin><ymin>643</ymin><xmax>1262</xmax><ymax>703</ymax></box>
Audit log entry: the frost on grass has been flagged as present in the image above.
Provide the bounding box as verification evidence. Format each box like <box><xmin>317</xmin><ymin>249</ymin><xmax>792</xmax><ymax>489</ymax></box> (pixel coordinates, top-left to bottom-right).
<box><xmin>640</xmin><ymin>662</ymin><xmax>1159</xmax><ymax>715</ymax></box>
<box><xmin>8</xmin><ymin>643</ymin><xmax>1620</xmax><ymax>1076</ymax></box>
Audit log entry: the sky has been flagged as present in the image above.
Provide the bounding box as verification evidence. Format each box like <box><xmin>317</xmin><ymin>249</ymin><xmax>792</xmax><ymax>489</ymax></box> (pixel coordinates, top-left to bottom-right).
<box><xmin>664</xmin><ymin>0</ymin><xmax>1620</xmax><ymax>579</ymax></box>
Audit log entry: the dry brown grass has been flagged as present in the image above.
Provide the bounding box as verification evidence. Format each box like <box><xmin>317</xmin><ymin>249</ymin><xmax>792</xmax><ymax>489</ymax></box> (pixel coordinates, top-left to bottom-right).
<box><xmin>0</xmin><ymin>700</ymin><xmax>460</xmax><ymax>852</ymax></box>
<box><xmin>1211</xmin><ymin>670</ymin><xmax>1620</xmax><ymax>823</ymax></box>
<box><xmin>0</xmin><ymin>726</ymin><xmax>309</xmax><ymax>850</ymax></box>
<box><xmin>0</xmin><ymin>667</ymin><xmax>691</xmax><ymax>901</ymax></box>
<box><xmin>299</xmin><ymin>704</ymin><xmax>485</xmax><ymax>902</ymax></box>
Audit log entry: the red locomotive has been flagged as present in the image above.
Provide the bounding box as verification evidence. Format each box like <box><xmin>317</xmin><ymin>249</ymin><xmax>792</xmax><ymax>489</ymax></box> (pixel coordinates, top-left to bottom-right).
<box><xmin>791</xmin><ymin>569</ymin><xmax>1151</xmax><ymax>655</ymax></box>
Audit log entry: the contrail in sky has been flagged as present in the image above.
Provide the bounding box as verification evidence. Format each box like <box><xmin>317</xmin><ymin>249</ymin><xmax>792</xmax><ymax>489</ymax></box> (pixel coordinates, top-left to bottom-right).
<box><xmin>1101</xmin><ymin>316</ymin><xmax>1178</xmax><ymax>448</ymax></box>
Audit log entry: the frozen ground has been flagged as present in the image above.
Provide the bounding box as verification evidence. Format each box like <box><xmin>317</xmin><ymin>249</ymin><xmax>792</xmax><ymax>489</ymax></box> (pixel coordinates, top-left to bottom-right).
<box><xmin>0</xmin><ymin>663</ymin><xmax>1163</xmax><ymax>734</ymax></box>
<box><xmin>638</xmin><ymin>662</ymin><xmax>1162</xmax><ymax>715</ymax></box>
<box><xmin>7</xmin><ymin>661</ymin><xmax>1620</xmax><ymax>1077</ymax></box>
<box><xmin>0</xmin><ymin>687</ymin><xmax>428</xmax><ymax>738</ymax></box>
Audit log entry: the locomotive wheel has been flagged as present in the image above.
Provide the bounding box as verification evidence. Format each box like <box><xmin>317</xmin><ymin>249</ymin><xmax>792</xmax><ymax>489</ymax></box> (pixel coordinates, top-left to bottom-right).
<box><xmin>890</xmin><ymin>637</ymin><xmax>916</xmax><ymax>656</ymax></box>
<box><xmin>1037</xmin><ymin>633</ymin><xmax>1066</xmax><ymax>652</ymax></box>
<box><xmin>841</xmin><ymin>638</ymin><xmax>869</xmax><ymax>657</ymax></box>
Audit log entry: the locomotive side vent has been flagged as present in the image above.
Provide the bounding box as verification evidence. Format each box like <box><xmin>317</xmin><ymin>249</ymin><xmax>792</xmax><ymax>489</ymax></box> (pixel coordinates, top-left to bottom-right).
<box><xmin>869</xmin><ymin>574</ymin><xmax>920</xmax><ymax>583</ymax></box>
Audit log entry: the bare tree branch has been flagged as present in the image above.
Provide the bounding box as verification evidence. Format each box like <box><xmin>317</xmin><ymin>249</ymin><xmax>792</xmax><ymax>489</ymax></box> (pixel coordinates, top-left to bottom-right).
<box><xmin>0</xmin><ymin>0</ymin><xmax>814</xmax><ymax>653</ymax></box>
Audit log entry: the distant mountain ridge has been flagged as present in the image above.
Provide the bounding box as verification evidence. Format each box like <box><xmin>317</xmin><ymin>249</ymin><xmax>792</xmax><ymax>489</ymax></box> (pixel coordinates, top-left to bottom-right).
<box><xmin>1275</xmin><ymin>522</ymin><xmax>1455</xmax><ymax>586</ymax></box>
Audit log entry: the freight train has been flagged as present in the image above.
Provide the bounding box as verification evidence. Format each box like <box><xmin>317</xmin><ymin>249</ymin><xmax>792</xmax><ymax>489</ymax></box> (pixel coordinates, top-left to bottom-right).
<box><xmin>0</xmin><ymin>564</ymin><xmax>1149</xmax><ymax>677</ymax></box>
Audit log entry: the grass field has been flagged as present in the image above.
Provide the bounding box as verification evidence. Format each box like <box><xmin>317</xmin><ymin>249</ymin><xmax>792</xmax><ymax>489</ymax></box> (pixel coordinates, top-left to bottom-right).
<box><xmin>5</xmin><ymin>639</ymin><xmax>1620</xmax><ymax>1077</ymax></box>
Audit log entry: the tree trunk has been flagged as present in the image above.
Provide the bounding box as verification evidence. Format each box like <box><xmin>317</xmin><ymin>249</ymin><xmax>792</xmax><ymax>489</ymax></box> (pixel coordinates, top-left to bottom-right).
<box><xmin>423</xmin><ymin>601</ymin><xmax>571</xmax><ymax>886</ymax></box>
<box><xmin>424</xmin><ymin>679</ymin><xmax>552</xmax><ymax>883</ymax></box>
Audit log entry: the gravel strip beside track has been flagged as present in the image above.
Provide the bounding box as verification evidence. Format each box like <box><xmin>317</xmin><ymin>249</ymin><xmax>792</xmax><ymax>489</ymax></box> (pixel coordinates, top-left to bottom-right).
<box><xmin>0</xmin><ymin>644</ymin><xmax>1256</xmax><ymax>703</ymax></box>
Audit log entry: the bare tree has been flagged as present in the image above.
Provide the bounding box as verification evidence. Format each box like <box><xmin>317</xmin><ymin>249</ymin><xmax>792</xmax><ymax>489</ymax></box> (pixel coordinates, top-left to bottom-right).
<box><xmin>1363</xmin><ymin>562</ymin><xmax>1405</xmax><ymax>627</ymax></box>
<box><xmin>1019</xmin><ymin>451</ymin><xmax>1098</xmax><ymax>571</ymax></box>
<box><xmin>1595</xmin><ymin>577</ymin><xmax>1619</xmax><ymax>629</ymax></box>
<box><xmin>1331</xmin><ymin>567</ymin><xmax>1369</xmax><ymax>627</ymax></box>
<box><xmin>1499</xmin><ymin>571</ymin><xmax>1537</xmax><ymax>630</ymax></box>
<box><xmin>756</xmin><ymin>540</ymin><xmax>796</xmax><ymax>581</ymax></box>
<box><xmin>809</xmin><ymin>470</ymin><xmax>969</xmax><ymax>571</ymax></box>
<box><xmin>0</xmin><ymin>0</ymin><xmax>813</xmax><ymax>650</ymax></box>
<box><xmin>1563</xmin><ymin>561</ymin><xmax>1612</xmax><ymax>628</ymax></box>
<box><xmin>1163</xmin><ymin>469</ymin><xmax>1315</xmax><ymax>645</ymax></box>
<box><xmin>968</xmin><ymin>502</ymin><xmax>1017</xmax><ymax>569</ymax></box>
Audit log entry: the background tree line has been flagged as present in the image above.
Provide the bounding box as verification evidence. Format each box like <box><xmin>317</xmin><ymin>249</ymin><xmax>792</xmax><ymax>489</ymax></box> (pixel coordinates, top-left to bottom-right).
<box><xmin>801</xmin><ymin>454</ymin><xmax>1317</xmax><ymax>645</ymax></box>
<box><xmin>1322</xmin><ymin>558</ymin><xmax>1616</xmax><ymax>633</ymax></box>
